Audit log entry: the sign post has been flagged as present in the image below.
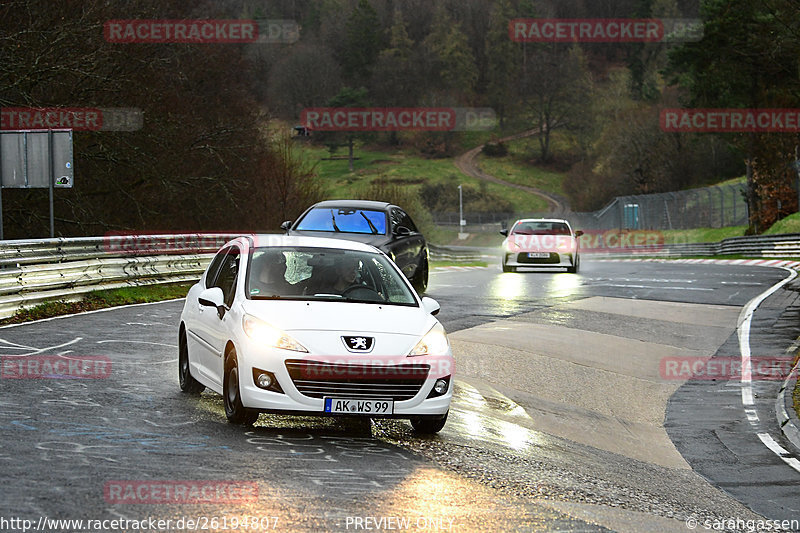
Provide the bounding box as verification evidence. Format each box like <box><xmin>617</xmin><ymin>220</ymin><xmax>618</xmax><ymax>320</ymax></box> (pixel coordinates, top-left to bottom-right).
<box><xmin>0</xmin><ymin>129</ymin><xmax>73</xmax><ymax>239</ymax></box>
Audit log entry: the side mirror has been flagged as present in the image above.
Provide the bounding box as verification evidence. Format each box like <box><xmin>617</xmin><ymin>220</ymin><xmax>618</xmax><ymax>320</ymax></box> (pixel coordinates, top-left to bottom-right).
<box><xmin>574</xmin><ymin>230</ymin><xmax>584</xmax><ymax>237</ymax></box>
<box><xmin>394</xmin><ymin>226</ymin><xmax>411</xmax><ymax>236</ymax></box>
<box><xmin>280</xmin><ymin>220</ymin><xmax>292</xmax><ymax>232</ymax></box>
<box><xmin>198</xmin><ymin>287</ymin><xmax>226</xmax><ymax>319</ymax></box>
<box><xmin>421</xmin><ymin>296</ymin><xmax>440</xmax><ymax>316</ymax></box>
<box><xmin>499</xmin><ymin>229</ymin><xmax>508</xmax><ymax>236</ymax></box>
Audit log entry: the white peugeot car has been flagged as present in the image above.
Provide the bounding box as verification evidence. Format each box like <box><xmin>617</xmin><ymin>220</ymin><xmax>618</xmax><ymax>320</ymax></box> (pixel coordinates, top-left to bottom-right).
<box><xmin>500</xmin><ymin>218</ymin><xmax>583</xmax><ymax>273</ymax></box>
<box><xmin>178</xmin><ymin>235</ymin><xmax>453</xmax><ymax>433</ymax></box>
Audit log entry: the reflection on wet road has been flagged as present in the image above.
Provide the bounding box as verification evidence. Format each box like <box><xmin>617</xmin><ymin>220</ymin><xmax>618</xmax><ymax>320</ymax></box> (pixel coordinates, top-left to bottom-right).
<box><xmin>0</xmin><ymin>259</ymin><xmax>796</xmax><ymax>531</ymax></box>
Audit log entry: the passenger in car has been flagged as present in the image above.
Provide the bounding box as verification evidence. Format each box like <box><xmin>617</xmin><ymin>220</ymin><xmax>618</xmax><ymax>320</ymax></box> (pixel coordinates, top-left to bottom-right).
<box><xmin>252</xmin><ymin>253</ymin><xmax>296</xmax><ymax>296</ymax></box>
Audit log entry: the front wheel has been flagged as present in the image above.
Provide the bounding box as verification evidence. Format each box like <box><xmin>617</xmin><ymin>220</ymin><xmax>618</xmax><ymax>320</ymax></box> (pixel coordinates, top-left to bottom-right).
<box><xmin>409</xmin><ymin>411</ymin><xmax>448</xmax><ymax>434</ymax></box>
<box><xmin>502</xmin><ymin>262</ymin><xmax>514</xmax><ymax>273</ymax></box>
<box><xmin>178</xmin><ymin>329</ymin><xmax>204</xmax><ymax>394</ymax></box>
<box><xmin>223</xmin><ymin>348</ymin><xmax>259</xmax><ymax>425</ymax></box>
<box><xmin>412</xmin><ymin>258</ymin><xmax>429</xmax><ymax>294</ymax></box>
<box><xmin>567</xmin><ymin>255</ymin><xmax>580</xmax><ymax>274</ymax></box>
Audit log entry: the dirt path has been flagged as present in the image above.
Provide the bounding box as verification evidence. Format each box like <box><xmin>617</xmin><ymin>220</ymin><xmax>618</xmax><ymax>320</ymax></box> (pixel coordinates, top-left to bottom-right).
<box><xmin>453</xmin><ymin>128</ymin><xmax>569</xmax><ymax>214</ymax></box>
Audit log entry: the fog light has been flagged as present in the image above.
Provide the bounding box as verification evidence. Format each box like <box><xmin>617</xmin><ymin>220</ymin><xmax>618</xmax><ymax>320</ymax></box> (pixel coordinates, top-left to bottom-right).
<box><xmin>257</xmin><ymin>373</ymin><xmax>273</xmax><ymax>389</ymax></box>
<box><xmin>252</xmin><ymin>368</ymin><xmax>283</xmax><ymax>393</ymax></box>
<box><xmin>433</xmin><ymin>379</ymin><xmax>448</xmax><ymax>395</ymax></box>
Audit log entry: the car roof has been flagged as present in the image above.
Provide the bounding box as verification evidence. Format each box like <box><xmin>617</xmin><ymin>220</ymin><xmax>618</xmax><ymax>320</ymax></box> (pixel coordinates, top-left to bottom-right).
<box><xmin>308</xmin><ymin>199</ymin><xmax>392</xmax><ymax>210</ymax></box>
<box><xmin>513</xmin><ymin>218</ymin><xmax>571</xmax><ymax>223</ymax></box>
<box><xmin>229</xmin><ymin>234</ymin><xmax>384</xmax><ymax>253</ymax></box>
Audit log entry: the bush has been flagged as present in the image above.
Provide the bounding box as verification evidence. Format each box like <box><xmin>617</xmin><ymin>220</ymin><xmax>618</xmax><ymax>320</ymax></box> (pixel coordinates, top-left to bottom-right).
<box><xmin>419</xmin><ymin>177</ymin><xmax>514</xmax><ymax>213</ymax></box>
<box><xmin>352</xmin><ymin>180</ymin><xmax>435</xmax><ymax>237</ymax></box>
<box><xmin>482</xmin><ymin>142</ymin><xmax>508</xmax><ymax>157</ymax></box>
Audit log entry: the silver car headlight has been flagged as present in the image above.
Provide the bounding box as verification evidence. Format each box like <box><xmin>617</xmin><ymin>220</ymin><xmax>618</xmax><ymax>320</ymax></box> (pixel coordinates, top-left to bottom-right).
<box><xmin>242</xmin><ymin>314</ymin><xmax>308</xmax><ymax>352</ymax></box>
<box><xmin>408</xmin><ymin>323</ymin><xmax>450</xmax><ymax>357</ymax></box>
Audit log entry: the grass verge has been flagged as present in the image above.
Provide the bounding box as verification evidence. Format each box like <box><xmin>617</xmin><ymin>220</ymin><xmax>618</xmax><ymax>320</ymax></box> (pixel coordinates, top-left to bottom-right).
<box><xmin>431</xmin><ymin>260</ymin><xmax>488</xmax><ymax>268</ymax></box>
<box><xmin>0</xmin><ymin>282</ymin><xmax>194</xmax><ymax>325</ymax></box>
<box><xmin>765</xmin><ymin>213</ymin><xmax>800</xmax><ymax>235</ymax></box>
<box><xmin>661</xmin><ymin>226</ymin><xmax>747</xmax><ymax>244</ymax></box>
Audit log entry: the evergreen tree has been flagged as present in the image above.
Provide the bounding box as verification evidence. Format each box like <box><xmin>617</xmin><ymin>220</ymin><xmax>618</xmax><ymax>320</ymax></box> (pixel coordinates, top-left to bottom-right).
<box><xmin>341</xmin><ymin>0</ymin><xmax>384</xmax><ymax>85</ymax></box>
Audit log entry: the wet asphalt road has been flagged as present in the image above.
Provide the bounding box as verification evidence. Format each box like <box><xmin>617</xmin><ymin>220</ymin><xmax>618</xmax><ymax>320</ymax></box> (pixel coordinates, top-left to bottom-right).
<box><xmin>1</xmin><ymin>259</ymin><xmax>799</xmax><ymax>532</ymax></box>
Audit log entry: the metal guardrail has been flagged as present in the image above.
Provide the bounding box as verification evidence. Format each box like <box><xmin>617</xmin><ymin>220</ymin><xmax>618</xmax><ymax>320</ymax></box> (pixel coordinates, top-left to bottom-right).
<box><xmin>1</xmin><ymin>232</ymin><xmax>796</xmax><ymax>320</ymax></box>
<box><xmin>0</xmin><ymin>234</ymin><xmax>241</xmax><ymax>319</ymax></box>
<box><xmin>427</xmin><ymin>244</ymin><xmax>483</xmax><ymax>262</ymax></box>
<box><xmin>0</xmin><ymin>234</ymin><xmax>484</xmax><ymax>320</ymax></box>
<box><xmin>588</xmin><ymin>233</ymin><xmax>800</xmax><ymax>258</ymax></box>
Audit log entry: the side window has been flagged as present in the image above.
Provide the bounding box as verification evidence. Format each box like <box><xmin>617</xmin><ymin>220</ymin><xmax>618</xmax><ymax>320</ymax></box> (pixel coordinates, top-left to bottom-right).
<box><xmin>390</xmin><ymin>208</ymin><xmax>403</xmax><ymax>232</ymax></box>
<box><xmin>391</xmin><ymin>208</ymin><xmax>417</xmax><ymax>233</ymax></box>
<box><xmin>210</xmin><ymin>247</ymin><xmax>240</xmax><ymax>307</ymax></box>
<box><xmin>204</xmin><ymin>248</ymin><xmax>229</xmax><ymax>289</ymax></box>
<box><xmin>398</xmin><ymin>209</ymin><xmax>418</xmax><ymax>232</ymax></box>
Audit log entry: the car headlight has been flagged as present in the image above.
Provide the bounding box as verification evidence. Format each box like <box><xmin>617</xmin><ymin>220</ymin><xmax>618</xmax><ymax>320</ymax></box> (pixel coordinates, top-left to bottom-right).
<box><xmin>242</xmin><ymin>314</ymin><xmax>308</xmax><ymax>352</ymax></box>
<box><xmin>408</xmin><ymin>323</ymin><xmax>450</xmax><ymax>356</ymax></box>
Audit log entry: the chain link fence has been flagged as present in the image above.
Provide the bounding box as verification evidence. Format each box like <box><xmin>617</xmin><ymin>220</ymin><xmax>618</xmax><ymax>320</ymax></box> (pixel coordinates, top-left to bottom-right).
<box><xmin>433</xmin><ymin>182</ymin><xmax>749</xmax><ymax>231</ymax></box>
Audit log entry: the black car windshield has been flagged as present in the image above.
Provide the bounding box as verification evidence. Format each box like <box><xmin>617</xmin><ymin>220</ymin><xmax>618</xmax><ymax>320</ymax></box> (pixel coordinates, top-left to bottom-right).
<box><xmin>294</xmin><ymin>208</ymin><xmax>387</xmax><ymax>235</ymax></box>
<box><xmin>246</xmin><ymin>247</ymin><xmax>416</xmax><ymax>306</ymax></box>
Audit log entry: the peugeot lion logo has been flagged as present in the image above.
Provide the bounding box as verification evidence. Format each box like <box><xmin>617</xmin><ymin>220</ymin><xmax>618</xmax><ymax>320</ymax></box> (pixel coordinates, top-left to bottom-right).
<box><xmin>342</xmin><ymin>336</ymin><xmax>374</xmax><ymax>353</ymax></box>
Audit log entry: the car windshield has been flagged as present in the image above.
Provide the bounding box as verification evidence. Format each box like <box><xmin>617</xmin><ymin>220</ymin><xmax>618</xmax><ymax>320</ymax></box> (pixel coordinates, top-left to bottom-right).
<box><xmin>294</xmin><ymin>208</ymin><xmax>387</xmax><ymax>235</ymax></box>
<box><xmin>246</xmin><ymin>247</ymin><xmax>416</xmax><ymax>305</ymax></box>
<box><xmin>512</xmin><ymin>222</ymin><xmax>571</xmax><ymax>235</ymax></box>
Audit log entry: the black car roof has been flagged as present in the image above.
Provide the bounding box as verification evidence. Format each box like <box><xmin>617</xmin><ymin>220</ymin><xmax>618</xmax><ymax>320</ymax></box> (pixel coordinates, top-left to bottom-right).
<box><xmin>309</xmin><ymin>200</ymin><xmax>393</xmax><ymax>210</ymax></box>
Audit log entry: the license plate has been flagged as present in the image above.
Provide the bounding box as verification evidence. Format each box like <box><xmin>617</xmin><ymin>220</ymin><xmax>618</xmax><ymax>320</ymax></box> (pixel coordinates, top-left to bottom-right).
<box><xmin>528</xmin><ymin>252</ymin><xmax>550</xmax><ymax>258</ymax></box>
<box><xmin>324</xmin><ymin>398</ymin><xmax>394</xmax><ymax>415</ymax></box>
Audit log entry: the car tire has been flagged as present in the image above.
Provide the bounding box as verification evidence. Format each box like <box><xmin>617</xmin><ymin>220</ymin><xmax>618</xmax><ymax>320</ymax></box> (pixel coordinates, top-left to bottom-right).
<box><xmin>567</xmin><ymin>255</ymin><xmax>580</xmax><ymax>274</ymax></box>
<box><xmin>412</xmin><ymin>257</ymin><xmax>428</xmax><ymax>294</ymax></box>
<box><xmin>223</xmin><ymin>347</ymin><xmax>259</xmax><ymax>425</ymax></box>
<box><xmin>178</xmin><ymin>328</ymin><xmax>204</xmax><ymax>394</ymax></box>
<box><xmin>502</xmin><ymin>263</ymin><xmax>514</xmax><ymax>273</ymax></box>
<box><xmin>409</xmin><ymin>411</ymin><xmax>448</xmax><ymax>434</ymax></box>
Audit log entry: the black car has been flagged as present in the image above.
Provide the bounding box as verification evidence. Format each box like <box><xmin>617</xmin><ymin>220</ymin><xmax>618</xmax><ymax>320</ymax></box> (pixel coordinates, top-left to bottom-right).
<box><xmin>281</xmin><ymin>200</ymin><xmax>429</xmax><ymax>293</ymax></box>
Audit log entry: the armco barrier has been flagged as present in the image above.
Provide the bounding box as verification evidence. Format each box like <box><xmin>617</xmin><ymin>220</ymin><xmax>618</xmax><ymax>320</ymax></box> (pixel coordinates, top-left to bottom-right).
<box><xmin>0</xmin><ymin>234</ymin><xmax>482</xmax><ymax>320</ymax></box>
<box><xmin>0</xmin><ymin>234</ymin><xmax>240</xmax><ymax>319</ymax></box>
<box><xmin>589</xmin><ymin>233</ymin><xmax>800</xmax><ymax>258</ymax></box>
<box><xmin>3</xmin><ymin>232</ymin><xmax>795</xmax><ymax>320</ymax></box>
<box><xmin>427</xmin><ymin>244</ymin><xmax>483</xmax><ymax>262</ymax></box>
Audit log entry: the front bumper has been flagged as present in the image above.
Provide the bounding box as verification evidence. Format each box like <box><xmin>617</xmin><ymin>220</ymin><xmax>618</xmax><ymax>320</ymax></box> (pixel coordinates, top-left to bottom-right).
<box><xmin>503</xmin><ymin>251</ymin><xmax>577</xmax><ymax>269</ymax></box>
<box><xmin>237</xmin><ymin>346</ymin><xmax>453</xmax><ymax>417</ymax></box>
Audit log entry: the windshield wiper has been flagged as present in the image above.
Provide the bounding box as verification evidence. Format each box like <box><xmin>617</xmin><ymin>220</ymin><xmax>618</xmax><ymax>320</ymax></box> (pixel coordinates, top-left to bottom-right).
<box><xmin>330</xmin><ymin>210</ymin><xmax>341</xmax><ymax>232</ymax></box>
<box><xmin>359</xmin><ymin>211</ymin><xmax>379</xmax><ymax>234</ymax></box>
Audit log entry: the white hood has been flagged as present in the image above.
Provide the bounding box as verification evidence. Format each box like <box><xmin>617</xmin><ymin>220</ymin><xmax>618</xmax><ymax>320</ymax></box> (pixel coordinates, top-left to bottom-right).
<box><xmin>240</xmin><ymin>299</ymin><xmax>438</xmax><ymax>356</ymax></box>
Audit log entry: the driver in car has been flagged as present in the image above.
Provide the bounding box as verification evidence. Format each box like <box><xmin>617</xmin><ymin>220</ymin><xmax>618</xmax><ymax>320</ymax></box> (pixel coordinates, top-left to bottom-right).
<box><xmin>330</xmin><ymin>256</ymin><xmax>361</xmax><ymax>294</ymax></box>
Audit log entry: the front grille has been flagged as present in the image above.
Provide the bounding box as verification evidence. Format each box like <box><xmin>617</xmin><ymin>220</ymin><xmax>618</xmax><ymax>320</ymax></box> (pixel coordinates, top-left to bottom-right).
<box><xmin>285</xmin><ymin>359</ymin><xmax>429</xmax><ymax>401</ymax></box>
<box><xmin>517</xmin><ymin>252</ymin><xmax>560</xmax><ymax>264</ymax></box>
